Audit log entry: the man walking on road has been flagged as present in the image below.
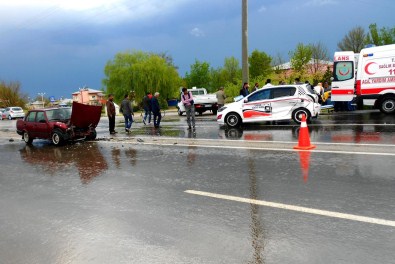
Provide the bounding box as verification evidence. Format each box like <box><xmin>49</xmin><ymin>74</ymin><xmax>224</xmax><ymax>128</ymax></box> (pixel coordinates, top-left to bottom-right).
<box><xmin>181</xmin><ymin>87</ymin><xmax>195</xmax><ymax>129</ymax></box>
<box><xmin>142</xmin><ymin>92</ymin><xmax>152</xmax><ymax>125</ymax></box>
<box><xmin>151</xmin><ymin>92</ymin><xmax>161</xmax><ymax>128</ymax></box>
<box><xmin>120</xmin><ymin>94</ymin><xmax>134</xmax><ymax>133</ymax></box>
<box><xmin>106</xmin><ymin>93</ymin><xmax>117</xmax><ymax>134</ymax></box>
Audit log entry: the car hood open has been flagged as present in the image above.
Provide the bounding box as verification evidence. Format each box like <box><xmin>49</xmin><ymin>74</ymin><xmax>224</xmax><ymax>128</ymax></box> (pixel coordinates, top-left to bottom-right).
<box><xmin>70</xmin><ymin>102</ymin><xmax>102</xmax><ymax>128</ymax></box>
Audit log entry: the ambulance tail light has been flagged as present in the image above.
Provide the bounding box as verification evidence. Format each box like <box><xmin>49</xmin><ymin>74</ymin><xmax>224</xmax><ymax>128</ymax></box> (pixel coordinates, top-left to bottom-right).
<box><xmin>355</xmin><ymin>80</ymin><xmax>361</xmax><ymax>95</ymax></box>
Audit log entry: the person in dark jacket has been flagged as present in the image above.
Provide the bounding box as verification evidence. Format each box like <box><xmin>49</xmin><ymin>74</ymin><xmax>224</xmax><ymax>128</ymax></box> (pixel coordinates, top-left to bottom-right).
<box><xmin>120</xmin><ymin>94</ymin><xmax>134</xmax><ymax>133</ymax></box>
<box><xmin>240</xmin><ymin>82</ymin><xmax>250</xmax><ymax>97</ymax></box>
<box><xmin>142</xmin><ymin>92</ymin><xmax>152</xmax><ymax>125</ymax></box>
<box><xmin>151</xmin><ymin>92</ymin><xmax>161</xmax><ymax>128</ymax></box>
<box><xmin>106</xmin><ymin>94</ymin><xmax>117</xmax><ymax>134</ymax></box>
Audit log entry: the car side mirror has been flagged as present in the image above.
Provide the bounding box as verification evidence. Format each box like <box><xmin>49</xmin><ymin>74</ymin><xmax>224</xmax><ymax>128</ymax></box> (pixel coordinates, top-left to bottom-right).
<box><xmin>330</xmin><ymin>77</ymin><xmax>334</xmax><ymax>81</ymax></box>
<box><xmin>243</xmin><ymin>98</ymin><xmax>248</xmax><ymax>103</ymax></box>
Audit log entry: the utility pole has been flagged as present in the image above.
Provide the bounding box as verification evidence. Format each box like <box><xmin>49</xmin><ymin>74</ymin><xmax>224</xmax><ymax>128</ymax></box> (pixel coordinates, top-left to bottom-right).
<box><xmin>38</xmin><ymin>92</ymin><xmax>45</xmax><ymax>108</ymax></box>
<box><xmin>242</xmin><ymin>0</ymin><xmax>249</xmax><ymax>84</ymax></box>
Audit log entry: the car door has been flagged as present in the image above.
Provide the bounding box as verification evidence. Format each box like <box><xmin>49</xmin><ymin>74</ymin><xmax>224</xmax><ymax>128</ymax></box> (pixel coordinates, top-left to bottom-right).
<box><xmin>24</xmin><ymin>111</ymin><xmax>37</xmax><ymax>137</ymax></box>
<box><xmin>242</xmin><ymin>89</ymin><xmax>272</xmax><ymax>122</ymax></box>
<box><xmin>35</xmin><ymin>111</ymin><xmax>50</xmax><ymax>138</ymax></box>
<box><xmin>270</xmin><ymin>87</ymin><xmax>298</xmax><ymax>119</ymax></box>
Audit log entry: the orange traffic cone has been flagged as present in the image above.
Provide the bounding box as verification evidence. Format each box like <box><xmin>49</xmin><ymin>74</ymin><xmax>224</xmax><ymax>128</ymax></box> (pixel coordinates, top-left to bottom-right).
<box><xmin>294</xmin><ymin>114</ymin><xmax>316</xmax><ymax>150</ymax></box>
<box><xmin>298</xmin><ymin>151</ymin><xmax>311</xmax><ymax>183</ymax></box>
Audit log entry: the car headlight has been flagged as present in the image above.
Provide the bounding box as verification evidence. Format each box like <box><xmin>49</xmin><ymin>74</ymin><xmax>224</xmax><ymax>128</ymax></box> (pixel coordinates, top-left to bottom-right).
<box><xmin>218</xmin><ymin>106</ymin><xmax>227</xmax><ymax>113</ymax></box>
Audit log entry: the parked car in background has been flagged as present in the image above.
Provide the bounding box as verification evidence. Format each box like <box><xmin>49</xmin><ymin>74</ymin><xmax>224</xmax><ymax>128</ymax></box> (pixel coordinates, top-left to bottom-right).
<box><xmin>16</xmin><ymin>102</ymin><xmax>102</xmax><ymax>146</ymax></box>
<box><xmin>0</xmin><ymin>108</ymin><xmax>5</xmax><ymax>120</ymax></box>
<box><xmin>2</xmin><ymin>106</ymin><xmax>25</xmax><ymax>120</ymax></box>
<box><xmin>217</xmin><ymin>84</ymin><xmax>321</xmax><ymax>127</ymax></box>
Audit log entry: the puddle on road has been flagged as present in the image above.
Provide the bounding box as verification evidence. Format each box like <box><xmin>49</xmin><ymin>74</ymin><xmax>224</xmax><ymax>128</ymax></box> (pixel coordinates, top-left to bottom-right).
<box><xmin>19</xmin><ymin>142</ymin><xmax>108</xmax><ymax>184</ymax></box>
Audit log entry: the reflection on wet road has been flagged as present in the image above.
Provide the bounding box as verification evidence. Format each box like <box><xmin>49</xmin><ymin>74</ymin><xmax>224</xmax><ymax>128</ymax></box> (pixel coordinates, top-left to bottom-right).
<box><xmin>19</xmin><ymin>142</ymin><xmax>108</xmax><ymax>184</ymax></box>
<box><xmin>93</xmin><ymin>110</ymin><xmax>395</xmax><ymax>145</ymax></box>
<box><xmin>1</xmin><ymin>140</ymin><xmax>395</xmax><ymax>263</ymax></box>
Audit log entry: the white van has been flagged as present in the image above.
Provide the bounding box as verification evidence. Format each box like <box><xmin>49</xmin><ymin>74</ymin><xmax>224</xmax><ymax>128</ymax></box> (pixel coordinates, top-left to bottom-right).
<box><xmin>332</xmin><ymin>44</ymin><xmax>395</xmax><ymax>113</ymax></box>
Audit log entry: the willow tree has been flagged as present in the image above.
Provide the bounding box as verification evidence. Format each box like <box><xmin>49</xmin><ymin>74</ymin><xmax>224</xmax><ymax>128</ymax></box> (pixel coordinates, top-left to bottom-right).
<box><xmin>102</xmin><ymin>50</ymin><xmax>181</xmax><ymax>104</ymax></box>
<box><xmin>0</xmin><ymin>81</ymin><xmax>27</xmax><ymax>108</ymax></box>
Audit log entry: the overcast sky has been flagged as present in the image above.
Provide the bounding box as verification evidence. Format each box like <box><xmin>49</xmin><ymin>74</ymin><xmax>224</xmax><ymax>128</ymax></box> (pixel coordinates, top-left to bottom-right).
<box><xmin>0</xmin><ymin>0</ymin><xmax>394</xmax><ymax>99</ymax></box>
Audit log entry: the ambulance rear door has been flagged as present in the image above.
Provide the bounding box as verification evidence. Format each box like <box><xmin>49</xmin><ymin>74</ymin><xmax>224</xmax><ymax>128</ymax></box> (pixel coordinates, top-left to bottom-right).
<box><xmin>331</xmin><ymin>51</ymin><xmax>356</xmax><ymax>101</ymax></box>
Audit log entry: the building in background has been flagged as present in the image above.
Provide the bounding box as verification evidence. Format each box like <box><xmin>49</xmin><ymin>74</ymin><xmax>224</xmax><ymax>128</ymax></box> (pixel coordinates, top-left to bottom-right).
<box><xmin>72</xmin><ymin>87</ymin><xmax>105</xmax><ymax>105</ymax></box>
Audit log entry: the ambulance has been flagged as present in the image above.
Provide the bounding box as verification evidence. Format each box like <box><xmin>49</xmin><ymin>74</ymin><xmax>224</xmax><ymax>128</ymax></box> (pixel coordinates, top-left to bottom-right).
<box><xmin>331</xmin><ymin>44</ymin><xmax>395</xmax><ymax>114</ymax></box>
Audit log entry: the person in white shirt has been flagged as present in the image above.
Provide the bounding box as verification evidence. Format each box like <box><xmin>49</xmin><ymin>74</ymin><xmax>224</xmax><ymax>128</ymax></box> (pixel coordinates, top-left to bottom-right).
<box><xmin>262</xmin><ymin>79</ymin><xmax>273</xmax><ymax>88</ymax></box>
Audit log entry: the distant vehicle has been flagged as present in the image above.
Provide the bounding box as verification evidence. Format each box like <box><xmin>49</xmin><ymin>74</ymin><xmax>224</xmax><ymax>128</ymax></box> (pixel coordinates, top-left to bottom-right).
<box><xmin>2</xmin><ymin>106</ymin><xmax>25</xmax><ymax>120</ymax></box>
<box><xmin>0</xmin><ymin>108</ymin><xmax>5</xmax><ymax>120</ymax></box>
<box><xmin>177</xmin><ymin>87</ymin><xmax>218</xmax><ymax>116</ymax></box>
<box><xmin>331</xmin><ymin>44</ymin><xmax>395</xmax><ymax>113</ymax></box>
<box><xmin>217</xmin><ymin>84</ymin><xmax>321</xmax><ymax>127</ymax></box>
<box><xmin>16</xmin><ymin>102</ymin><xmax>102</xmax><ymax>146</ymax></box>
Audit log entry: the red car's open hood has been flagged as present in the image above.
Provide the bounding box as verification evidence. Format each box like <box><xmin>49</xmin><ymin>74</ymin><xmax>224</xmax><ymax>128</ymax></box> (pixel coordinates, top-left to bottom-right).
<box><xmin>70</xmin><ymin>102</ymin><xmax>102</xmax><ymax>128</ymax></box>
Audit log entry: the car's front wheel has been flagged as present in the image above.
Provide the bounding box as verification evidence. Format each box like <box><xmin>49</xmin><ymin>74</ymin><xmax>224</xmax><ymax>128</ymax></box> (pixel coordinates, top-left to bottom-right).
<box><xmin>225</xmin><ymin>112</ymin><xmax>242</xmax><ymax>127</ymax></box>
<box><xmin>292</xmin><ymin>108</ymin><xmax>311</xmax><ymax>124</ymax></box>
<box><xmin>23</xmin><ymin>131</ymin><xmax>33</xmax><ymax>144</ymax></box>
<box><xmin>52</xmin><ymin>129</ymin><xmax>65</xmax><ymax>146</ymax></box>
<box><xmin>8</xmin><ymin>115</ymin><xmax>12</xmax><ymax>120</ymax></box>
<box><xmin>86</xmin><ymin>130</ymin><xmax>97</xmax><ymax>140</ymax></box>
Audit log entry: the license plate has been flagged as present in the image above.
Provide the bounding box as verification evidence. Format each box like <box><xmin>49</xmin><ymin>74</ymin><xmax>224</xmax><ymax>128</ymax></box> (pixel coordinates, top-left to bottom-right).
<box><xmin>205</xmin><ymin>104</ymin><xmax>211</xmax><ymax>107</ymax></box>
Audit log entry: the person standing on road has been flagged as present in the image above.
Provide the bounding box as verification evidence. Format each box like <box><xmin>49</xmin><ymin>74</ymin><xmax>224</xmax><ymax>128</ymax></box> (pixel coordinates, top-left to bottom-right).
<box><xmin>181</xmin><ymin>87</ymin><xmax>196</xmax><ymax>129</ymax></box>
<box><xmin>151</xmin><ymin>92</ymin><xmax>161</xmax><ymax>128</ymax></box>
<box><xmin>120</xmin><ymin>94</ymin><xmax>134</xmax><ymax>133</ymax></box>
<box><xmin>216</xmin><ymin>87</ymin><xmax>226</xmax><ymax>109</ymax></box>
<box><xmin>142</xmin><ymin>92</ymin><xmax>152</xmax><ymax>125</ymax></box>
<box><xmin>106</xmin><ymin>94</ymin><xmax>117</xmax><ymax>134</ymax></box>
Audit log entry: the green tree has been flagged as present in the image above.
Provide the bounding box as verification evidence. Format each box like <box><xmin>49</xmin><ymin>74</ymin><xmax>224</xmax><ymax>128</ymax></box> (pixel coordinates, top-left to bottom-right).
<box><xmin>222</xmin><ymin>56</ymin><xmax>241</xmax><ymax>85</ymax></box>
<box><xmin>365</xmin><ymin>23</ymin><xmax>395</xmax><ymax>46</ymax></box>
<box><xmin>321</xmin><ymin>66</ymin><xmax>333</xmax><ymax>83</ymax></box>
<box><xmin>248</xmin><ymin>49</ymin><xmax>272</xmax><ymax>79</ymax></box>
<box><xmin>185</xmin><ymin>59</ymin><xmax>211</xmax><ymax>90</ymax></box>
<box><xmin>337</xmin><ymin>26</ymin><xmax>366</xmax><ymax>52</ymax></box>
<box><xmin>289</xmin><ymin>43</ymin><xmax>313</xmax><ymax>79</ymax></box>
<box><xmin>209</xmin><ymin>67</ymin><xmax>226</xmax><ymax>92</ymax></box>
<box><xmin>0</xmin><ymin>81</ymin><xmax>27</xmax><ymax>108</ymax></box>
<box><xmin>102</xmin><ymin>50</ymin><xmax>180</xmax><ymax>106</ymax></box>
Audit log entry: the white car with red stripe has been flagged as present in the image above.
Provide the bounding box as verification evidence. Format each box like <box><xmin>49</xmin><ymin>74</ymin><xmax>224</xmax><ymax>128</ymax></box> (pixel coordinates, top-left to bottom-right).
<box><xmin>217</xmin><ymin>84</ymin><xmax>321</xmax><ymax>127</ymax></box>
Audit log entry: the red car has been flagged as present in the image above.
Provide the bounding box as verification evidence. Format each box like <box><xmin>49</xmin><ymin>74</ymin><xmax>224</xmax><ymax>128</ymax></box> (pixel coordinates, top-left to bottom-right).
<box><xmin>16</xmin><ymin>102</ymin><xmax>102</xmax><ymax>146</ymax></box>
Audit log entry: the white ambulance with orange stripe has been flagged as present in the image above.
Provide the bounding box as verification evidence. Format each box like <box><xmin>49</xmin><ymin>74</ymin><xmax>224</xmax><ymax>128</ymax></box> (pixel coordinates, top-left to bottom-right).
<box><xmin>217</xmin><ymin>84</ymin><xmax>321</xmax><ymax>127</ymax></box>
<box><xmin>331</xmin><ymin>44</ymin><xmax>395</xmax><ymax>113</ymax></box>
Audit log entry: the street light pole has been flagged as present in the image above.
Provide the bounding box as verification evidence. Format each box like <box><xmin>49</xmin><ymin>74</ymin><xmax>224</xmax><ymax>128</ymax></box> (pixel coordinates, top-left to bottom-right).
<box><xmin>38</xmin><ymin>92</ymin><xmax>45</xmax><ymax>108</ymax></box>
<box><xmin>242</xmin><ymin>0</ymin><xmax>249</xmax><ymax>84</ymax></box>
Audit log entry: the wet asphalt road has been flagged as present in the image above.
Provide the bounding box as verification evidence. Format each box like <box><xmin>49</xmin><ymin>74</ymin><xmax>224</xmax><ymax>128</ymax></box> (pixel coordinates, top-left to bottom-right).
<box><xmin>1</xmin><ymin>110</ymin><xmax>395</xmax><ymax>263</ymax></box>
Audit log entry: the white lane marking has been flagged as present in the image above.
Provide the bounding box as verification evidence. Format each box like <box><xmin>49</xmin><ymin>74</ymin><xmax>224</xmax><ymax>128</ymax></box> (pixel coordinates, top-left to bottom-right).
<box><xmin>104</xmin><ymin>140</ymin><xmax>395</xmax><ymax>156</ymax></box>
<box><xmin>135</xmin><ymin>136</ymin><xmax>395</xmax><ymax>148</ymax></box>
<box><xmin>185</xmin><ymin>190</ymin><xmax>395</xmax><ymax>227</ymax></box>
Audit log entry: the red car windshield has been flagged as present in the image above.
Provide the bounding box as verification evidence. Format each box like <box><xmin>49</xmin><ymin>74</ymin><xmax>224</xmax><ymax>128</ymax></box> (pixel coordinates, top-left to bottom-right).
<box><xmin>46</xmin><ymin>108</ymin><xmax>72</xmax><ymax>121</ymax></box>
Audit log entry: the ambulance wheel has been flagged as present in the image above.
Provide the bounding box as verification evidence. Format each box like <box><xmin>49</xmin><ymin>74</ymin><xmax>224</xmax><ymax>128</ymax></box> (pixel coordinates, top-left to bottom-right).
<box><xmin>292</xmin><ymin>108</ymin><xmax>311</xmax><ymax>124</ymax></box>
<box><xmin>225</xmin><ymin>112</ymin><xmax>241</xmax><ymax>127</ymax></box>
<box><xmin>379</xmin><ymin>96</ymin><xmax>395</xmax><ymax>114</ymax></box>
